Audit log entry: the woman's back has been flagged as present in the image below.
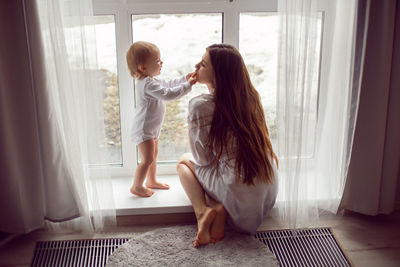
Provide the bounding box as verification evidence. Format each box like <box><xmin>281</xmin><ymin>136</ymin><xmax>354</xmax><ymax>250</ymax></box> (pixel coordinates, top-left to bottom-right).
<box><xmin>188</xmin><ymin>93</ymin><xmax>278</xmax><ymax>234</ymax></box>
<box><xmin>178</xmin><ymin>44</ymin><xmax>278</xmax><ymax>246</ymax></box>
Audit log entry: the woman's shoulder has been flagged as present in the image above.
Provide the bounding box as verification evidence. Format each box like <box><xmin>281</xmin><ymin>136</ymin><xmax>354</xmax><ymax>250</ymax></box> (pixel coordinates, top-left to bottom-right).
<box><xmin>189</xmin><ymin>94</ymin><xmax>214</xmax><ymax>112</ymax></box>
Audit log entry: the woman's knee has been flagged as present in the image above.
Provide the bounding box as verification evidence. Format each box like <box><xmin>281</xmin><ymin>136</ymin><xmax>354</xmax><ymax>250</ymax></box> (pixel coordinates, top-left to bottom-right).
<box><xmin>176</xmin><ymin>161</ymin><xmax>190</xmax><ymax>174</ymax></box>
<box><xmin>177</xmin><ymin>153</ymin><xmax>192</xmax><ymax>170</ymax></box>
<box><xmin>176</xmin><ymin>162</ymin><xmax>185</xmax><ymax>174</ymax></box>
<box><xmin>176</xmin><ymin>154</ymin><xmax>196</xmax><ymax>176</ymax></box>
<box><xmin>177</xmin><ymin>153</ymin><xmax>192</xmax><ymax>165</ymax></box>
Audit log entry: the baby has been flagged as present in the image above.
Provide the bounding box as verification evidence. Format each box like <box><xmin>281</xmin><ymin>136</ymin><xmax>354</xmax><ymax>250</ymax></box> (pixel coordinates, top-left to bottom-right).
<box><xmin>126</xmin><ymin>41</ymin><xmax>196</xmax><ymax>197</ymax></box>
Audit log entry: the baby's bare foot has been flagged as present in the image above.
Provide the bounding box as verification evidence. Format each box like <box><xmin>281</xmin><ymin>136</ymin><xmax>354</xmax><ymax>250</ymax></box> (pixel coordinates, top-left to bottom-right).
<box><xmin>145</xmin><ymin>181</ymin><xmax>170</xmax><ymax>189</ymax></box>
<box><xmin>193</xmin><ymin>207</ymin><xmax>217</xmax><ymax>248</ymax></box>
<box><xmin>130</xmin><ymin>186</ymin><xmax>154</xmax><ymax>197</ymax></box>
<box><xmin>210</xmin><ymin>203</ymin><xmax>227</xmax><ymax>242</ymax></box>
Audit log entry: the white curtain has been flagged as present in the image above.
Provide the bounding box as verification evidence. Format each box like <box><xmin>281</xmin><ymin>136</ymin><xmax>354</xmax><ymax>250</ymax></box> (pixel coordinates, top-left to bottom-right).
<box><xmin>36</xmin><ymin>0</ymin><xmax>116</xmax><ymax>231</ymax></box>
<box><xmin>0</xmin><ymin>0</ymin><xmax>115</xmax><ymax>233</ymax></box>
<box><xmin>276</xmin><ymin>0</ymin><xmax>367</xmax><ymax>228</ymax></box>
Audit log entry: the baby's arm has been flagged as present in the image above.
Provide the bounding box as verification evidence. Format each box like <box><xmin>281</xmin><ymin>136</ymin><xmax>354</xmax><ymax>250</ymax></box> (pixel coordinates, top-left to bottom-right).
<box><xmin>158</xmin><ymin>76</ymin><xmax>187</xmax><ymax>88</ymax></box>
<box><xmin>159</xmin><ymin>73</ymin><xmax>196</xmax><ymax>88</ymax></box>
<box><xmin>145</xmin><ymin>78</ymin><xmax>192</xmax><ymax>101</ymax></box>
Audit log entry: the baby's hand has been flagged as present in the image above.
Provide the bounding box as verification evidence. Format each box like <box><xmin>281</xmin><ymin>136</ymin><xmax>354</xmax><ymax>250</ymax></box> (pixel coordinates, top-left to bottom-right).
<box><xmin>186</xmin><ymin>72</ymin><xmax>196</xmax><ymax>81</ymax></box>
<box><xmin>187</xmin><ymin>72</ymin><xmax>197</xmax><ymax>85</ymax></box>
<box><xmin>188</xmin><ymin>76</ymin><xmax>197</xmax><ymax>85</ymax></box>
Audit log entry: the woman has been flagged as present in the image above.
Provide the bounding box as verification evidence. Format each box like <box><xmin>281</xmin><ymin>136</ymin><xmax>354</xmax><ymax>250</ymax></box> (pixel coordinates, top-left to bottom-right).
<box><xmin>177</xmin><ymin>44</ymin><xmax>278</xmax><ymax>247</ymax></box>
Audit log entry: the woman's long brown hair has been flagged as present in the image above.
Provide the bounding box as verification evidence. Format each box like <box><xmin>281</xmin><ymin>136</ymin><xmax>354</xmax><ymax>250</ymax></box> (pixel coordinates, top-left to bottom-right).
<box><xmin>207</xmin><ymin>44</ymin><xmax>278</xmax><ymax>185</ymax></box>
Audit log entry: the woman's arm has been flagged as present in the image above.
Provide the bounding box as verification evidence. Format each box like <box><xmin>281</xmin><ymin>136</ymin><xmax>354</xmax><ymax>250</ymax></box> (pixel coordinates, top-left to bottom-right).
<box><xmin>188</xmin><ymin>95</ymin><xmax>215</xmax><ymax>166</ymax></box>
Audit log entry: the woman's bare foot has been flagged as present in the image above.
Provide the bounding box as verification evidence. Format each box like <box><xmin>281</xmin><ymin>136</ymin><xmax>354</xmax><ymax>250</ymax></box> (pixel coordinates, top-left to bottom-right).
<box><xmin>145</xmin><ymin>181</ymin><xmax>170</xmax><ymax>189</ymax></box>
<box><xmin>193</xmin><ymin>207</ymin><xmax>217</xmax><ymax>248</ymax></box>
<box><xmin>210</xmin><ymin>203</ymin><xmax>227</xmax><ymax>242</ymax></box>
<box><xmin>130</xmin><ymin>186</ymin><xmax>154</xmax><ymax>197</ymax></box>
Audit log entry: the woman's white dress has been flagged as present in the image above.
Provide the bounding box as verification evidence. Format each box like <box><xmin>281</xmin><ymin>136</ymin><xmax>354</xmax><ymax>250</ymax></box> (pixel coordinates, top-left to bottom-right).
<box><xmin>188</xmin><ymin>93</ymin><xmax>278</xmax><ymax>234</ymax></box>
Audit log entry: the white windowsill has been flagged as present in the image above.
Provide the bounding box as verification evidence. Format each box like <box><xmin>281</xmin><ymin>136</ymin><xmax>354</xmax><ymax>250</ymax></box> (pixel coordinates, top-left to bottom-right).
<box><xmin>112</xmin><ymin>173</ymin><xmax>339</xmax><ymax>218</ymax></box>
<box><xmin>112</xmin><ymin>175</ymin><xmax>193</xmax><ymax>216</ymax></box>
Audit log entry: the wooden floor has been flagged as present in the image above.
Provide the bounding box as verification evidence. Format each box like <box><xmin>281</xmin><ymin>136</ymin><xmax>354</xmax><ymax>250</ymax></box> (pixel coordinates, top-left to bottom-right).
<box><xmin>1</xmin><ymin>211</ymin><xmax>400</xmax><ymax>267</ymax></box>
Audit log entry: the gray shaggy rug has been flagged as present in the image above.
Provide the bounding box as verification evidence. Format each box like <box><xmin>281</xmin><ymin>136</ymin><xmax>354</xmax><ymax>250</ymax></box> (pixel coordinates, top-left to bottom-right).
<box><xmin>106</xmin><ymin>225</ymin><xmax>278</xmax><ymax>267</ymax></box>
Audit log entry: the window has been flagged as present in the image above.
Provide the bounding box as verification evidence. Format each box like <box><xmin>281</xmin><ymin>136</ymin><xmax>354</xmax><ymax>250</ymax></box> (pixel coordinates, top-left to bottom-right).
<box><xmin>92</xmin><ymin>15</ymin><xmax>122</xmax><ymax>165</ymax></box>
<box><xmin>131</xmin><ymin>13</ymin><xmax>222</xmax><ymax>163</ymax></box>
<box><xmin>239</xmin><ymin>12</ymin><xmax>323</xmax><ymax>157</ymax></box>
<box><xmin>92</xmin><ymin>0</ymin><xmax>329</xmax><ymax>176</ymax></box>
<box><xmin>65</xmin><ymin>15</ymin><xmax>122</xmax><ymax>165</ymax></box>
<box><xmin>239</xmin><ymin>12</ymin><xmax>279</xmax><ymax>146</ymax></box>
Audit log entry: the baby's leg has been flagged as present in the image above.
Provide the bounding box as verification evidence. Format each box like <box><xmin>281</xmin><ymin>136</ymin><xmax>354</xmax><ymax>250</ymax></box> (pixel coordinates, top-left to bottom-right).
<box><xmin>145</xmin><ymin>139</ymin><xmax>169</xmax><ymax>189</ymax></box>
<box><xmin>130</xmin><ymin>139</ymin><xmax>155</xmax><ymax>197</ymax></box>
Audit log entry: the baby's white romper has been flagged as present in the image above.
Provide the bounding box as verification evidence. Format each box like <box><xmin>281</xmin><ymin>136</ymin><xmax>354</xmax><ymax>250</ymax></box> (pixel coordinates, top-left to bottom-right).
<box><xmin>131</xmin><ymin>76</ymin><xmax>192</xmax><ymax>145</ymax></box>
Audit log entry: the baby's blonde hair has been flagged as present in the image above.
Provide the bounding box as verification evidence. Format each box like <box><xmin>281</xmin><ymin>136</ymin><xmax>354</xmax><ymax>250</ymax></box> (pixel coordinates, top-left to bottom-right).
<box><xmin>126</xmin><ymin>41</ymin><xmax>159</xmax><ymax>79</ymax></box>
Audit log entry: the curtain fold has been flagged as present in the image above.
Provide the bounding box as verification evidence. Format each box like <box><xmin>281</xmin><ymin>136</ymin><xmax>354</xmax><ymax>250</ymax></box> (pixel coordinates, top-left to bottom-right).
<box><xmin>0</xmin><ymin>0</ymin><xmax>80</xmax><ymax>233</ymax></box>
<box><xmin>339</xmin><ymin>0</ymin><xmax>400</xmax><ymax>215</ymax></box>
<box><xmin>276</xmin><ymin>0</ymin><xmax>367</xmax><ymax>228</ymax></box>
<box><xmin>0</xmin><ymin>0</ymin><xmax>116</xmax><ymax>234</ymax></box>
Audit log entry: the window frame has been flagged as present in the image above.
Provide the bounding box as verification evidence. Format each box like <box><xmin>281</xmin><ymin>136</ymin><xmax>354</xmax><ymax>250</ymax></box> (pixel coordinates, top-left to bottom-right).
<box><xmin>92</xmin><ymin>0</ymin><xmax>333</xmax><ymax>177</ymax></box>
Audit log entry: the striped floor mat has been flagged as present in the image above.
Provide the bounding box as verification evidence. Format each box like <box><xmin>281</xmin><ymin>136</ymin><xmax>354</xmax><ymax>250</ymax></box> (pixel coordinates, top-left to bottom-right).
<box><xmin>31</xmin><ymin>228</ymin><xmax>350</xmax><ymax>267</ymax></box>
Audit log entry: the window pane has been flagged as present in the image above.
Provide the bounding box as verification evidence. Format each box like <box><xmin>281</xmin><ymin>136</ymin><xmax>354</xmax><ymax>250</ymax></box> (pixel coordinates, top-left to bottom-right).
<box><xmin>91</xmin><ymin>15</ymin><xmax>122</xmax><ymax>165</ymax></box>
<box><xmin>239</xmin><ymin>12</ymin><xmax>322</xmax><ymax>157</ymax></box>
<box><xmin>131</xmin><ymin>13</ymin><xmax>223</xmax><ymax>163</ymax></box>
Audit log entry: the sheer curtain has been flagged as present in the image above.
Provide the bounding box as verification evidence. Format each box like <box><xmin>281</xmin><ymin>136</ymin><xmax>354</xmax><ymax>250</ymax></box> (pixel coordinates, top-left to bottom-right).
<box><xmin>35</xmin><ymin>0</ymin><xmax>116</xmax><ymax>231</ymax></box>
<box><xmin>0</xmin><ymin>0</ymin><xmax>115</xmax><ymax>233</ymax></box>
<box><xmin>276</xmin><ymin>0</ymin><xmax>368</xmax><ymax>228</ymax></box>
